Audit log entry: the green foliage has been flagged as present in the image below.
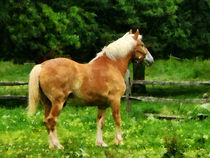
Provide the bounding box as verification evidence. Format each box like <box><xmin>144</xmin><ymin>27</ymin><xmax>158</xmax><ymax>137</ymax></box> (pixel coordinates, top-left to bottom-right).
<box><xmin>0</xmin><ymin>0</ymin><xmax>209</xmax><ymax>63</ymax></box>
<box><xmin>0</xmin><ymin>0</ymin><xmax>98</xmax><ymax>63</ymax></box>
<box><xmin>187</xmin><ymin>103</ymin><xmax>210</xmax><ymax>120</ymax></box>
<box><xmin>163</xmin><ymin>133</ymin><xmax>184</xmax><ymax>158</ymax></box>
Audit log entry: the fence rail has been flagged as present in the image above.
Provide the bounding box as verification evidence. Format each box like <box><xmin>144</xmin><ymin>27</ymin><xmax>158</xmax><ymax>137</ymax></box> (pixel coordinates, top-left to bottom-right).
<box><xmin>125</xmin><ymin>96</ymin><xmax>210</xmax><ymax>103</ymax></box>
<box><xmin>0</xmin><ymin>82</ymin><xmax>28</xmax><ymax>86</ymax></box>
<box><xmin>2</xmin><ymin>80</ymin><xmax>209</xmax><ymax>86</ymax></box>
<box><xmin>0</xmin><ymin>95</ymin><xmax>27</xmax><ymax>100</ymax></box>
<box><xmin>0</xmin><ymin>82</ymin><xmax>28</xmax><ymax>101</ymax></box>
<box><xmin>0</xmin><ymin>78</ymin><xmax>210</xmax><ymax>105</ymax></box>
<box><xmin>125</xmin><ymin>70</ymin><xmax>210</xmax><ymax>111</ymax></box>
<box><xmin>2</xmin><ymin>95</ymin><xmax>210</xmax><ymax>104</ymax></box>
<box><xmin>133</xmin><ymin>80</ymin><xmax>210</xmax><ymax>86</ymax></box>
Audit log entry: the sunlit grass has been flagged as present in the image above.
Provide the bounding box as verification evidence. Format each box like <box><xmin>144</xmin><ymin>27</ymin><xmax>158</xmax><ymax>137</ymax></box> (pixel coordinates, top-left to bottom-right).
<box><xmin>0</xmin><ymin>61</ymin><xmax>34</xmax><ymax>81</ymax></box>
<box><xmin>0</xmin><ymin>102</ymin><xmax>209</xmax><ymax>157</ymax></box>
<box><xmin>146</xmin><ymin>57</ymin><xmax>210</xmax><ymax>81</ymax></box>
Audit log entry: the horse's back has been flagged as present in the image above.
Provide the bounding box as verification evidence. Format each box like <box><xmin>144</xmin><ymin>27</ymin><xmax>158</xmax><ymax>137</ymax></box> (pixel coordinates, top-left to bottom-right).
<box><xmin>42</xmin><ymin>58</ymin><xmax>78</xmax><ymax>68</ymax></box>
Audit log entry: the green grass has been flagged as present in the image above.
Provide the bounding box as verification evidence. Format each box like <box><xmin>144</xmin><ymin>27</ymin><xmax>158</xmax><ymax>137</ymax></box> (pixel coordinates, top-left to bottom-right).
<box><xmin>145</xmin><ymin>57</ymin><xmax>210</xmax><ymax>81</ymax></box>
<box><xmin>0</xmin><ymin>59</ymin><xmax>210</xmax><ymax>157</ymax></box>
<box><xmin>0</xmin><ymin>103</ymin><xmax>209</xmax><ymax>157</ymax></box>
<box><xmin>0</xmin><ymin>61</ymin><xmax>33</xmax><ymax>96</ymax></box>
<box><xmin>0</xmin><ymin>61</ymin><xmax>34</xmax><ymax>81</ymax></box>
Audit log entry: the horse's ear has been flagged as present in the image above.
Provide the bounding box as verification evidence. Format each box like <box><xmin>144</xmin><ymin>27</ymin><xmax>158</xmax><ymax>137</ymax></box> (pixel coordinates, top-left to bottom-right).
<box><xmin>129</xmin><ymin>29</ymin><xmax>132</xmax><ymax>34</ymax></box>
<box><xmin>134</xmin><ymin>29</ymin><xmax>139</xmax><ymax>40</ymax></box>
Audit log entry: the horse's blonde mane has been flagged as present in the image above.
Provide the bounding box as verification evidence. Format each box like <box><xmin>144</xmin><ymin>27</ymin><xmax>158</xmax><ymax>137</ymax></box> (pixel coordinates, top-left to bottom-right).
<box><xmin>90</xmin><ymin>32</ymin><xmax>142</xmax><ymax>63</ymax></box>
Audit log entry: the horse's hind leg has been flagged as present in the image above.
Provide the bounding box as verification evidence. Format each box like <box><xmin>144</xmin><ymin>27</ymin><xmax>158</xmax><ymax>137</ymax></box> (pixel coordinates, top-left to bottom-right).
<box><xmin>45</xmin><ymin>98</ymin><xmax>65</xmax><ymax>149</ymax></box>
<box><xmin>40</xmin><ymin>93</ymin><xmax>51</xmax><ymax>132</ymax></box>
<box><xmin>96</xmin><ymin>108</ymin><xmax>107</xmax><ymax>147</ymax></box>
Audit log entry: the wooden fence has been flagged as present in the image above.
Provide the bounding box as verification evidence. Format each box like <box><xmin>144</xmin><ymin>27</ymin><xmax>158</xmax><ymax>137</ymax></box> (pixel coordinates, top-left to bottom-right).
<box><xmin>125</xmin><ymin>70</ymin><xmax>210</xmax><ymax>111</ymax></box>
<box><xmin>0</xmin><ymin>82</ymin><xmax>28</xmax><ymax>100</ymax></box>
<box><xmin>0</xmin><ymin>73</ymin><xmax>210</xmax><ymax>106</ymax></box>
<box><xmin>0</xmin><ymin>82</ymin><xmax>28</xmax><ymax>86</ymax></box>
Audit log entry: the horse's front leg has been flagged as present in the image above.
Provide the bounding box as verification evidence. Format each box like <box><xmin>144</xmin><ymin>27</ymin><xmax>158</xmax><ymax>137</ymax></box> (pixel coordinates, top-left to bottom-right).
<box><xmin>96</xmin><ymin>108</ymin><xmax>107</xmax><ymax>147</ymax></box>
<box><xmin>111</xmin><ymin>99</ymin><xmax>123</xmax><ymax>145</ymax></box>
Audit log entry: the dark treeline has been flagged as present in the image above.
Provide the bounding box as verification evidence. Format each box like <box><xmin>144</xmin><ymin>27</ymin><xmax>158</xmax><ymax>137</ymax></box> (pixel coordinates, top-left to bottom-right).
<box><xmin>0</xmin><ymin>0</ymin><xmax>209</xmax><ymax>63</ymax></box>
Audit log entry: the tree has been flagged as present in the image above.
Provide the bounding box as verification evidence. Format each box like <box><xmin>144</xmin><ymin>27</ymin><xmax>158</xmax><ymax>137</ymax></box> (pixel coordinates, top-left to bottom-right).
<box><xmin>0</xmin><ymin>0</ymin><xmax>209</xmax><ymax>63</ymax></box>
<box><xmin>0</xmin><ymin>0</ymin><xmax>98</xmax><ymax>63</ymax></box>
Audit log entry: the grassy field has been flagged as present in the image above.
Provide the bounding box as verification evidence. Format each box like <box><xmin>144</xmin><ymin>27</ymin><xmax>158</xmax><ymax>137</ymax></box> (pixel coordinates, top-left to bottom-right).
<box><xmin>0</xmin><ymin>58</ymin><xmax>209</xmax><ymax>157</ymax></box>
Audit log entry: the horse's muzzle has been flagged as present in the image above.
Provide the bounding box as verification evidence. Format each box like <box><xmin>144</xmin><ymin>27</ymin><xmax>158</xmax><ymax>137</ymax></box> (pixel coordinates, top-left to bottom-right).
<box><xmin>144</xmin><ymin>51</ymin><xmax>154</xmax><ymax>66</ymax></box>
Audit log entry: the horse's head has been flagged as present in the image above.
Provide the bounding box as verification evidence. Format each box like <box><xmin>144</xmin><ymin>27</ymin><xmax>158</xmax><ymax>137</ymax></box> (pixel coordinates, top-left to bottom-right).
<box><xmin>130</xmin><ymin>29</ymin><xmax>154</xmax><ymax>66</ymax></box>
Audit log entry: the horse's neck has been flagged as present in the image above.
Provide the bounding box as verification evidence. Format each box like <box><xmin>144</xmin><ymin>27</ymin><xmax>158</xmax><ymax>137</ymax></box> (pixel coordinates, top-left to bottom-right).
<box><xmin>91</xmin><ymin>53</ymin><xmax>133</xmax><ymax>76</ymax></box>
<box><xmin>112</xmin><ymin>54</ymin><xmax>133</xmax><ymax>76</ymax></box>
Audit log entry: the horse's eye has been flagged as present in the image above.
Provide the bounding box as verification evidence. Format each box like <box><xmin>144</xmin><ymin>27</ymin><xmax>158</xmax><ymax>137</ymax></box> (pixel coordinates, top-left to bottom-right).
<box><xmin>141</xmin><ymin>44</ymin><xmax>144</xmax><ymax>47</ymax></box>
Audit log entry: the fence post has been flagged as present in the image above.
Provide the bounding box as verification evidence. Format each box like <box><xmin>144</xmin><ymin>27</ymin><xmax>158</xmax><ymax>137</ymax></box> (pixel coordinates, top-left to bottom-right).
<box><xmin>125</xmin><ymin>69</ymin><xmax>132</xmax><ymax>112</ymax></box>
<box><xmin>132</xmin><ymin>62</ymin><xmax>146</xmax><ymax>94</ymax></box>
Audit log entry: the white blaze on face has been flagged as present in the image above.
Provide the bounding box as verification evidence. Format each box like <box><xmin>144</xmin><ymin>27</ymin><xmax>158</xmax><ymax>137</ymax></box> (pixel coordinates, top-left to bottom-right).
<box><xmin>144</xmin><ymin>50</ymin><xmax>154</xmax><ymax>66</ymax></box>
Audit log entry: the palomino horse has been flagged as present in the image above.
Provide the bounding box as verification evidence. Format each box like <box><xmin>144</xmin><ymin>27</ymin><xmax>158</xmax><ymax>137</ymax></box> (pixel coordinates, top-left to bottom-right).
<box><xmin>27</xmin><ymin>29</ymin><xmax>154</xmax><ymax>149</ymax></box>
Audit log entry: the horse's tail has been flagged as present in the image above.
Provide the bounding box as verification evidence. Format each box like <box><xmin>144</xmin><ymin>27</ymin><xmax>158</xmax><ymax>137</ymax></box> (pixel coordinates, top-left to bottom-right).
<box><xmin>27</xmin><ymin>64</ymin><xmax>42</xmax><ymax>116</ymax></box>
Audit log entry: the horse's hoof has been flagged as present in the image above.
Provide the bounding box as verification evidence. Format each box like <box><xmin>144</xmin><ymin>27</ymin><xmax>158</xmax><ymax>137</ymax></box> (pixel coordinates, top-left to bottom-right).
<box><xmin>57</xmin><ymin>144</ymin><xmax>64</xmax><ymax>149</ymax></box>
<box><xmin>115</xmin><ymin>139</ymin><xmax>124</xmax><ymax>146</ymax></box>
<box><xmin>96</xmin><ymin>141</ymin><xmax>108</xmax><ymax>147</ymax></box>
<box><xmin>50</xmin><ymin>143</ymin><xmax>64</xmax><ymax>150</ymax></box>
